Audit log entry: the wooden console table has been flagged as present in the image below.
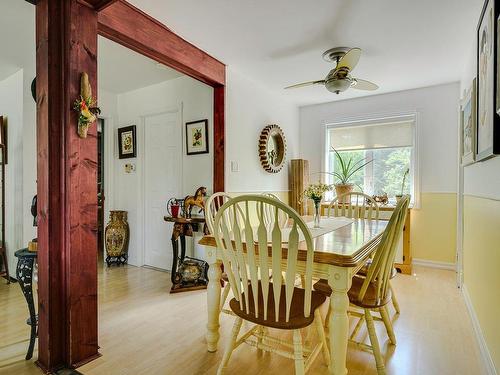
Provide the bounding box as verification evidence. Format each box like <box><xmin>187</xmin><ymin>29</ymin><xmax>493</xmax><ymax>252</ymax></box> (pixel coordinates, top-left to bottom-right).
<box><xmin>164</xmin><ymin>216</ymin><xmax>209</xmax><ymax>293</ymax></box>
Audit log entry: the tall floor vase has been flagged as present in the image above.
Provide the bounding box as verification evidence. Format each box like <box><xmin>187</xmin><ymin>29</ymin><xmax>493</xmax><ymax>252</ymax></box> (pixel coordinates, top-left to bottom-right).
<box><xmin>105</xmin><ymin>210</ymin><xmax>129</xmax><ymax>267</ymax></box>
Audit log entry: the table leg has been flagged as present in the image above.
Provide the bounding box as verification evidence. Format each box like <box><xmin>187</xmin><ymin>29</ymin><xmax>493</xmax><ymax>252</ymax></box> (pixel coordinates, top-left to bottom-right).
<box><xmin>179</xmin><ymin>234</ymin><xmax>186</xmax><ymax>262</ymax></box>
<box><xmin>171</xmin><ymin>235</ymin><xmax>179</xmax><ymax>285</ymax></box>
<box><xmin>206</xmin><ymin>247</ymin><xmax>222</xmax><ymax>353</ymax></box>
<box><xmin>328</xmin><ymin>267</ymin><xmax>352</xmax><ymax>375</ymax></box>
<box><xmin>16</xmin><ymin>256</ymin><xmax>37</xmax><ymax>360</ymax></box>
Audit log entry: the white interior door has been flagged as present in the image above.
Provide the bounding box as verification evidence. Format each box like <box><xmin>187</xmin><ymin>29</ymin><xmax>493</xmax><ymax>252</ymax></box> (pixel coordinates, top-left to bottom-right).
<box><xmin>144</xmin><ymin>111</ymin><xmax>181</xmax><ymax>270</ymax></box>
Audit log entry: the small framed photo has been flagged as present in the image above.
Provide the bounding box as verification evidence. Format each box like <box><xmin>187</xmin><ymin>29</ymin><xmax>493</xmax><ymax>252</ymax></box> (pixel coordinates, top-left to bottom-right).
<box><xmin>460</xmin><ymin>78</ymin><xmax>477</xmax><ymax>166</ymax></box>
<box><xmin>118</xmin><ymin>125</ymin><xmax>136</xmax><ymax>159</ymax></box>
<box><xmin>185</xmin><ymin>119</ymin><xmax>209</xmax><ymax>155</ymax></box>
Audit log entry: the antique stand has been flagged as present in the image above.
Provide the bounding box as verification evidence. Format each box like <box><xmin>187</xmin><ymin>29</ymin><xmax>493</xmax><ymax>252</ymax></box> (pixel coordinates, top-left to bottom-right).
<box><xmin>15</xmin><ymin>248</ymin><xmax>38</xmax><ymax>360</ymax></box>
<box><xmin>164</xmin><ymin>216</ymin><xmax>209</xmax><ymax>293</ymax></box>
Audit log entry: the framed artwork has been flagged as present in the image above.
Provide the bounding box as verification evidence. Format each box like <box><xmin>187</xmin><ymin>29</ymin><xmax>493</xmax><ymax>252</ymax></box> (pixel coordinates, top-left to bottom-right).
<box><xmin>186</xmin><ymin>119</ymin><xmax>209</xmax><ymax>155</ymax></box>
<box><xmin>0</xmin><ymin>116</ymin><xmax>7</xmax><ymax>164</ymax></box>
<box><xmin>118</xmin><ymin>125</ymin><xmax>136</xmax><ymax>159</ymax></box>
<box><xmin>477</xmin><ymin>0</ymin><xmax>500</xmax><ymax>161</ymax></box>
<box><xmin>460</xmin><ymin>78</ymin><xmax>477</xmax><ymax>166</ymax></box>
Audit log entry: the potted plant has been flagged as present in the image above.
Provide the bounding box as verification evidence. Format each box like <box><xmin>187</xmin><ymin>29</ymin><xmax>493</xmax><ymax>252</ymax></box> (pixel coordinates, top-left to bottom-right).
<box><xmin>303</xmin><ymin>182</ymin><xmax>332</xmax><ymax>228</ymax></box>
<box><xmin>327</xmin><ymin>148</ymin><xmax>372</xmax><ymax>202</ymax></box>
<box><xmin>395</xmin><ymin>168</ymin><xmax>410</xmax><ymax>203</ymax></box>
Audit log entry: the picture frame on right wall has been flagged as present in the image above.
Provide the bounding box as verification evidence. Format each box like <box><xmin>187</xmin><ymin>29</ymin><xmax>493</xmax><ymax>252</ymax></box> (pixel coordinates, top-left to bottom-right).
<box><xmin>477</xmin><ymin>0</ymin><xmax>500</xmax><ymax>161</ymax></box>
<box><xmin>461</xmin><ymin>78</ymin><xmax>477</xmax><ymax>166</ymax></box>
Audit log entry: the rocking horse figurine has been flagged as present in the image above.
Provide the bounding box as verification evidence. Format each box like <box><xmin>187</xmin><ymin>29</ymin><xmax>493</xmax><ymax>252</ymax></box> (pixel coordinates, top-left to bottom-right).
<box><xmin>183</xmin><ymin>186</ymin><xmax>207</xmax><ymax>218</ymax></box>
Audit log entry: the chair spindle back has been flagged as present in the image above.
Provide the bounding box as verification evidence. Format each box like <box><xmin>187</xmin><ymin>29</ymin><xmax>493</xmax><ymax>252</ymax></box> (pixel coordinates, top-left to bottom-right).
<box><xmin>205</xmin><ymin>192</ymin><xmax>234</xmax><ymax>235</ymax></box>
<box><xmin>213</xmin><ymin>195</ymin><xmax>315</xmax><ymax>323</ymax></box>
<box><xmin>327</xmin><ymin>192</ymin><xmax>380</xmax><ymax>220</ymax></box>
<box><xmin>261</xmin><ymin>192</ymin><xmax>289</xmax><ymax>228</ymax></box>
<box><xmin>358</xmin><ymin>195</ymin><xmax>410</xmax><ymax>304</ymax></box>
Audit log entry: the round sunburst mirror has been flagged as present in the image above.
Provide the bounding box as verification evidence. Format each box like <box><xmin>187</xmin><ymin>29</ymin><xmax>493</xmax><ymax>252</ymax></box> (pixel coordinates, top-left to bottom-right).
<box><xmin>259</xmin><ymin>124</ymin><xmax>287</xmax><ymax>173</ymax></box>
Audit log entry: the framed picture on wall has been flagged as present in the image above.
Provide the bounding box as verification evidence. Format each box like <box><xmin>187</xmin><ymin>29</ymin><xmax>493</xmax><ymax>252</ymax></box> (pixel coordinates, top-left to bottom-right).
<box><xmin>186</xmin><ymin>119</ymin><xmax>209</xmax><ymax>155</ymax></box>
<box><xmin>477</xmin><ymin>0</ymin><xmax>500</xmax><ymax>161</ymax></box>
<box><xmin>118</xmin><ymin>125</ymin><xmax>137</xmax><ymax>159</ymax></box>
<box><xmin>461</xmin><ymin>78</ymin><xmax>477</xmax><ymax>166</ymax></box>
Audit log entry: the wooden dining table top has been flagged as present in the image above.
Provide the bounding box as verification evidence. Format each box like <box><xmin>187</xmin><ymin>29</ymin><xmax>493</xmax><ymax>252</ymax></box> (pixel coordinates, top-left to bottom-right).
<box><xmin>199</xmin><ymin>217</ymin><xmax>388</xmax><ymax>268</ymax></box>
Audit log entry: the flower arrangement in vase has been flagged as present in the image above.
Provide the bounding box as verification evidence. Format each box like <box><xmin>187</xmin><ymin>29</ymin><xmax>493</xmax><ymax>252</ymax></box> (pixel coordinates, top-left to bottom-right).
<box><xmin>303</xmin><ymin>182</ymin><xmax>332</xmax><ymax>228</ymax></box>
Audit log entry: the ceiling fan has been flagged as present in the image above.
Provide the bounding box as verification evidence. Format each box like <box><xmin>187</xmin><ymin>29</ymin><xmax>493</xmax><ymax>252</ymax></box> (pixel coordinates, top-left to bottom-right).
<box><xmin>285</xmin><ymin>47</ymin><xmax>379</xmax><ymax>94</ymax></box>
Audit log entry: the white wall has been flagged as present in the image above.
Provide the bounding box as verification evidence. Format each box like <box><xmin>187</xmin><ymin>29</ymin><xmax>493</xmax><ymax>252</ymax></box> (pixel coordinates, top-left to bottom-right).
<box><xmin>0</xmin><ymin>70</ymin><xmax>25</xmax><ymax>275</ymax></box>
<box><xmin>110</xmin><ymin>76</ymin><xmax>213</xmax><ymax>266</ymax></box>
<box><xmin>225</xmin><ymin>67</ymin><xmax>300</xmax><ymax>193</ymax></box>
<box><xmin>22</xmin><ymin>66</ymin><xmax>36</xmax><ymax>247</ymax></box>
<box><xmin>299</xmin><ymin>82</ymin><xmax>460</xmax><ymax>194</ymax></box>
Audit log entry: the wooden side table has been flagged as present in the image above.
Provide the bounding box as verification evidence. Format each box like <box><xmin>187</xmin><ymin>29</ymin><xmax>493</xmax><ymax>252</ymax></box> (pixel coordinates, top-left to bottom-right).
<box><xmin>164</xmin><ymin>216</ymin><xmax>209</xmax><ymax>293</ymax></box>
<box><xmin>14</xmin><ymin>248</ymin><xmax>38</xmax><ymax>360</ymax></box>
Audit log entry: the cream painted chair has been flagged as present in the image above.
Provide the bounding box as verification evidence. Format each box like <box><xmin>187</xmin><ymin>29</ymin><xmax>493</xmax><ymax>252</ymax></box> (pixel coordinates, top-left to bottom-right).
<box><xmin>326</xmin><ymin>192</ymin><xmax>400</xmax><ymax>314</ymax></box>
<box><xmin>213</xmin><ymin>195</ymin><xmax>329</xmax><ymax>375</ymax></box>
<box><xmin>315</xmin><ymin>195</ymin><xmax>410</xmax><ymax>375</ymax></box>
<box><xmin>326</xmin><ymin>191</ymin><xmax>380</xmax><ymax>220</ymax></box>
<box><xmin>205</xmin><ymin>192</ymin><xmax>240</xmax><ymax>315</ymax></box>
<box><xmin>261</xmin><ymin>192</ymin><xmax>289</xmax><ymax>228</ymax></box>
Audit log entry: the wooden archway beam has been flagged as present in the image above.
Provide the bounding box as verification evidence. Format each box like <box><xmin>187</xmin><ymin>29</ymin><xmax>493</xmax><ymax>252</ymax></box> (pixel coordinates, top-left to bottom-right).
<box><xmin>98</xmin><ymin>0</ymin><xmax>226</xmax><ymax>192</ymax></box>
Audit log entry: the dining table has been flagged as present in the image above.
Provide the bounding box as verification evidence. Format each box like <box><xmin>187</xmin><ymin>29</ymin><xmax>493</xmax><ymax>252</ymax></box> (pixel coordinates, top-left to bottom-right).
<box><xmin>198</xmin><ymin>216</ymin><xmax>388</xmax><ymax>375</ymax></box>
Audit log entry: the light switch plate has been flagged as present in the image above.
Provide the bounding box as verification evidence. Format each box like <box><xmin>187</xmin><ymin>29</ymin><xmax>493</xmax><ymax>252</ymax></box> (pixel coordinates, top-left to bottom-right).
<box><xmin>231</xmin><ymin>161</ymin><xmax>239</xmax><ymax>172</ymax></box>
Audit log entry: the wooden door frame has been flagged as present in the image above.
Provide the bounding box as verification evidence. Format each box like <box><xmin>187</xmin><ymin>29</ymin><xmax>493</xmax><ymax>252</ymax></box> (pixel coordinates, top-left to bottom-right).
<box><xmin>98</xmin><ymin>1</ymin><xmax>226</xmax><ymax>193</ymax></box>
<box><xmin>35</xmin><ymin>0</ymin><xmax>225</xmax><ymax>371</ymax></box>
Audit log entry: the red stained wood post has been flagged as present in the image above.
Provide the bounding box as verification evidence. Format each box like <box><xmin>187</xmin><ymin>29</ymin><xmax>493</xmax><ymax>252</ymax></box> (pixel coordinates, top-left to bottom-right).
<box><xmin>36</xmin><ymin>0</ymin><xmax>99</xmax><ymax>371</ymax></box>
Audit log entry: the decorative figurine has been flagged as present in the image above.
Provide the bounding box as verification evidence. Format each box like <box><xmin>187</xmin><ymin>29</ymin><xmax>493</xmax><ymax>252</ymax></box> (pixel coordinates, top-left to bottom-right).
<box><xmin>73</xmin><ymin>72</ymin><xmax>101</xmax><ymax>138</ymax></box>
<box><xmin>183</xmin><ymin>186</ymin><xmax>207</xmax><ymax>218</ymax></box>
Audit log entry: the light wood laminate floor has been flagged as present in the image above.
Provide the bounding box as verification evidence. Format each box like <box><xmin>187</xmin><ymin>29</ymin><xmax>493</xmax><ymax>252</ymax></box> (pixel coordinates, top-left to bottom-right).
<box><xmin>0</xmin><ymin>265</ymin><xmax>487</xmax><ymax>375</ymax></box>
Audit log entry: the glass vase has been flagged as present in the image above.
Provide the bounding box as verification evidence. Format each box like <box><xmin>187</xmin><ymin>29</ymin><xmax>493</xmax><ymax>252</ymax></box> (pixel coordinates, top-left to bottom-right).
<box><xmin>313</xmin><ymin>199</ymin><xmax>321</xmax><ymax>228</ymax></box>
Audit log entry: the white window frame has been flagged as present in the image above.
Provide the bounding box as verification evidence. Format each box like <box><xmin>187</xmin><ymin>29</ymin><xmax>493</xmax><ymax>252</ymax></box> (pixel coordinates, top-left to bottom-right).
<box><xmin>322</xmin><ymin>112</ymin><xmax>421</xmax><ymax>208</ymax></box>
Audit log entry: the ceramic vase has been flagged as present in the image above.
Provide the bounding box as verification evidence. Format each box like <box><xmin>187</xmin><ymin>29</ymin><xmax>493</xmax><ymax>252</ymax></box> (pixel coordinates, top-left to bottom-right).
<box><xmin>105</xmin><ymin>210</ymin><xmax>129</xmax><ymax>261</ymax></box>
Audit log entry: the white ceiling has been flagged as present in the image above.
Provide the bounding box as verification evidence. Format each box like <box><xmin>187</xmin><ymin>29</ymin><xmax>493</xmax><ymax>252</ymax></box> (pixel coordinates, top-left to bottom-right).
<box><xmin>98</xmin><ymin>37</ymin><xmax>183</xmax><ymax>94</ymax></box>
<box><xmin>0</xmin><ymin>0</ymin><xmax>485</xmax><ymax>105</ymax></box>
<box><xmin>128</xmin><ymin>0</ymin><xmax>484</xmax><ymax>106</ymax></box>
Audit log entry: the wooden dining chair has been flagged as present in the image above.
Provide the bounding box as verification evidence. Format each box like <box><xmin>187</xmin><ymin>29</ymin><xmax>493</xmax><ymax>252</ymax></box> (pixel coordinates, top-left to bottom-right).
<box><xmin>326</xmin><ymin>191</ymin><xmax>380</xmax><ymax>220</ymax></box>
<box><xmin>213</xmin><ymin>195</ymin><xmax>330</xmax><ymax>375</ymax></box>
<box><xmin>315</xmin><ymin>195</ymin><xmax>410</xmax><ymax>375</ymax></box>
<box><xmin>327</xmin><ymin>192</ymin><xmax>400</xmax><ymax>314</ymax></box>
<box><xmin>205</xmin><ymin>192</ymin><xmax>240</xmax><ymax>315</ymax></box>
<box><xmin>261</xmin><ymin>192</ymin><xmax>289</xmax><ymax>228</ymax></box>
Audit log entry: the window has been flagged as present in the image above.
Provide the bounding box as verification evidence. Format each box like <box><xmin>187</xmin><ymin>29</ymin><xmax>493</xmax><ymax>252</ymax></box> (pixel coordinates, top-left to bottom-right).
<box><xmin>324</xmin><ymin>115</ymin><xmax>417</xmax><ymax>204</ymax></box>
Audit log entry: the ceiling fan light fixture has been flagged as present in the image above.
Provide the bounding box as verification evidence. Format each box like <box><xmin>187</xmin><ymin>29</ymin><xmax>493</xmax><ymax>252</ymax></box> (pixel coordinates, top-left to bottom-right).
<box><xmin>325</xmin><ymin>78</ymin><xmax>352</xmax><ymax>94</ymax></box>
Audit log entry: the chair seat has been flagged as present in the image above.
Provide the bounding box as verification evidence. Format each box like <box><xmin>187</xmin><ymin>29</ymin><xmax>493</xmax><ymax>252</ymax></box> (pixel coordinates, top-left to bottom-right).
<box><xmin>313</xmin><ymin>276</ymin><xmax>391</xmax><ymax>309</ymax></box>
<box><xmin>229</xmin><ymin>281</ymin><xmax>326</xmax><ymax>330</ymax></box>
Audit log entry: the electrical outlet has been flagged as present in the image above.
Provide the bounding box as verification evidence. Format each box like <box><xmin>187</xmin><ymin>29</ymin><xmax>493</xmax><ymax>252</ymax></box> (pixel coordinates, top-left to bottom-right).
<box><xmin>125</xmin><ymin>163</ymin><xmax>136</xmax><ymax>173</ymax></box>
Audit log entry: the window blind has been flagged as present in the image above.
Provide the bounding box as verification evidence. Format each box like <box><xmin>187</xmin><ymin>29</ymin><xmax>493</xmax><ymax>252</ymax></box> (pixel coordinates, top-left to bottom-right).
<box><xmin>328</xmin><ymin>118</ymin><xmax>414</xmax><ymax>151</ymax></box>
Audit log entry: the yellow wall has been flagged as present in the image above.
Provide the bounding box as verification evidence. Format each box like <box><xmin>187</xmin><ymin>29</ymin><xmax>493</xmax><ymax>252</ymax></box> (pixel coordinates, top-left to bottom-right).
<box><xmin>410</xmin><ymin>193</ymin><xmax>457</xmax><ymax>264</ymax></box>
<box><xmin>463</xmin><ymin>195</ymin><xmax>500</xmax><ymax>371</ymax></box>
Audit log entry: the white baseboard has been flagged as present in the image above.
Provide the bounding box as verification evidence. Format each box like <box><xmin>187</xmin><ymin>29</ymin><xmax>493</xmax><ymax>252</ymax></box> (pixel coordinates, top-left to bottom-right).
<box><xmin>412</xmin><ymin>258</ymin><xmax>456</xmax><ymax>270</ymax></box>
<box><xmin>462</xmin><ymin>284</ymin><xmax>498</xmax><ymax>375</ymax></box>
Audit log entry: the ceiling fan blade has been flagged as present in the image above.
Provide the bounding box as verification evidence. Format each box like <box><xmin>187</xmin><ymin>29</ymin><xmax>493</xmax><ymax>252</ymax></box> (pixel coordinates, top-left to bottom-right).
<box><xmin>284</xmin><ymin>80</ymin><xmax>325</xmax><ymax>89</ymax></box>
<box><xmin>336</xmin><ymin>48</ymin><xmax>362</xmax><ymax>71</ymax></box>
<box><xmin>351</xmin><ymin>78</ymin><xmax>379</xmax><ymax>91</ymax></box>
